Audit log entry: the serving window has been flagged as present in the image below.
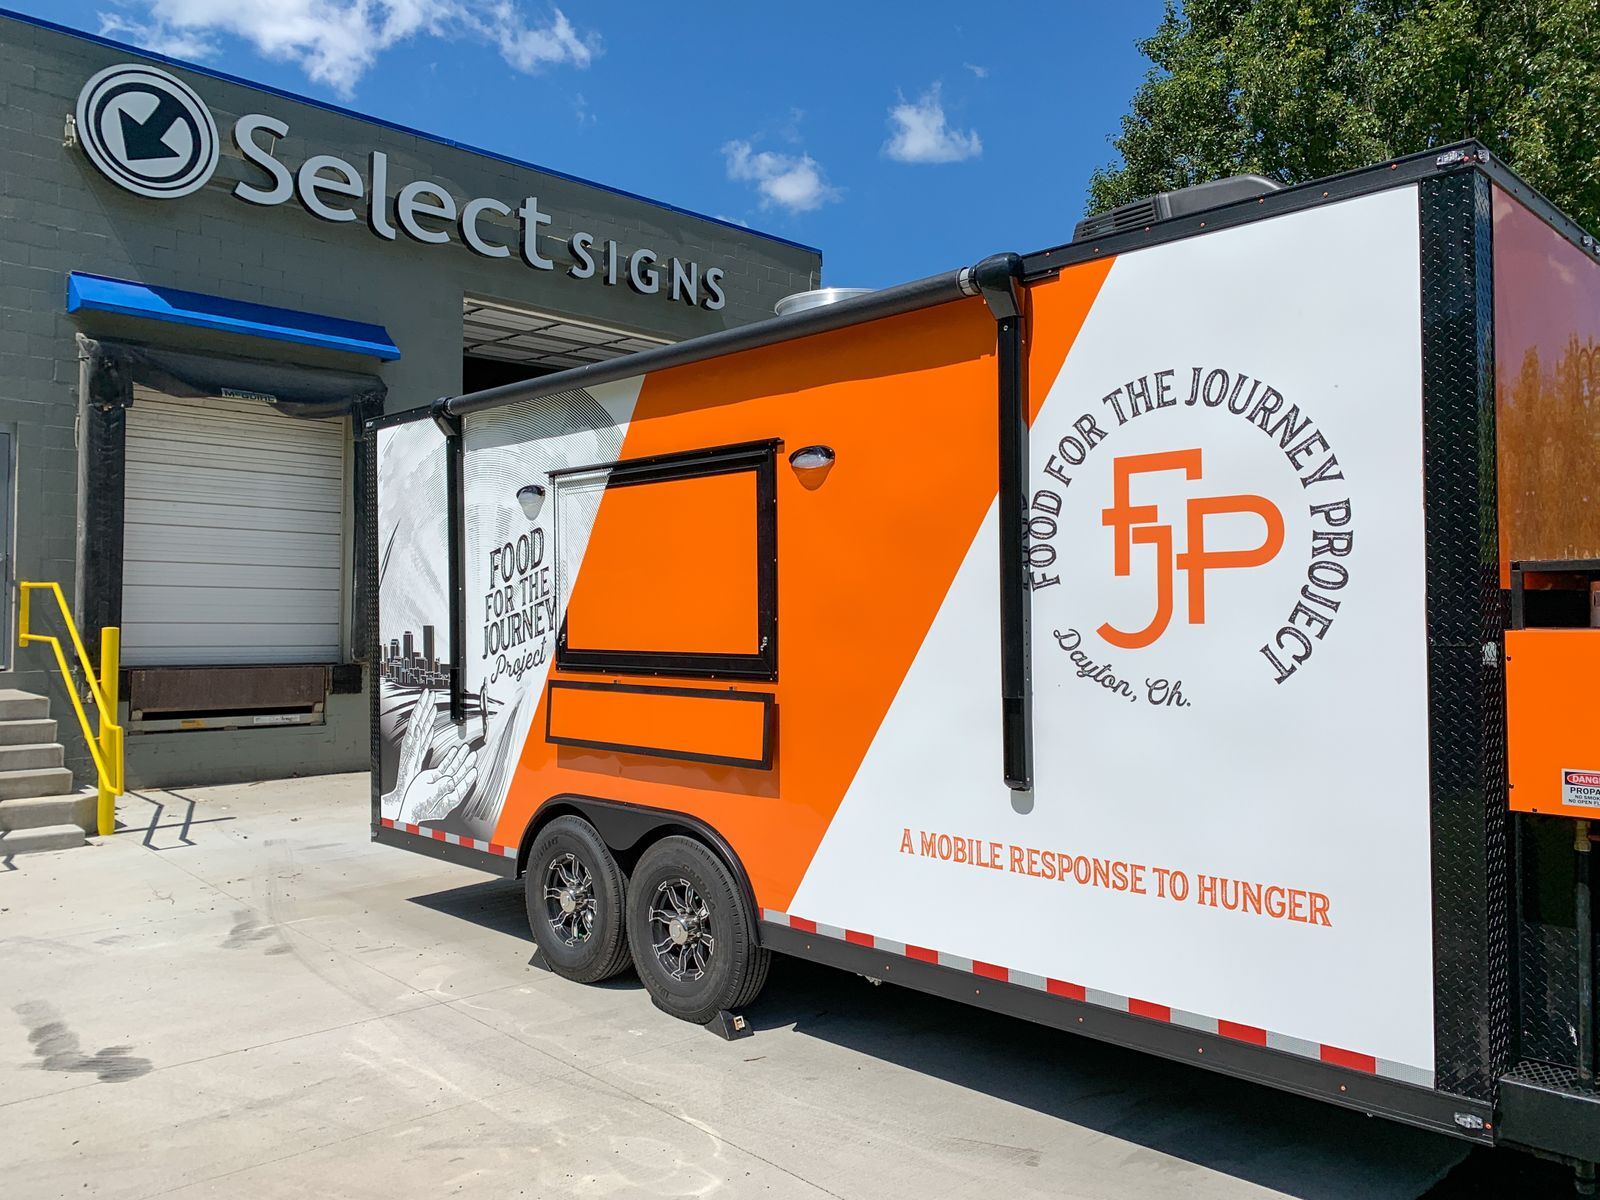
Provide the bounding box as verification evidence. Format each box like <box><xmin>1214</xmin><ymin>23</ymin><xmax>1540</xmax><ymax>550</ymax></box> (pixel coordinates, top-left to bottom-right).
<box><xmin>552</xmin><ymin>440</ymin><xmax>778</xmax><ymax>679</ymax></box>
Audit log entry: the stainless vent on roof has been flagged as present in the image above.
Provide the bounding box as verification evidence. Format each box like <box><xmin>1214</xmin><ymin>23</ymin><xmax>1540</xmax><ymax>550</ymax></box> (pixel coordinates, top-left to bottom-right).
<box><xmin>775</xmin><ymin>287</ymin><xmax>873</xmax><ymax>316</ymax></box>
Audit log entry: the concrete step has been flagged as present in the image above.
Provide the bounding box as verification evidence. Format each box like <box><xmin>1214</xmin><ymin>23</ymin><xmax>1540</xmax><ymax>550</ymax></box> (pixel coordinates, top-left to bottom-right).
<box><xmin>0</xmin><ymin>789</ymin><xmax>94</xmax><ymax>832</ymax></box>
<box><xmin>0</xmin><ymin>743</ymin><xmax>64</xmax><ymax>771</ymax></box>
<box><xmin>0</xmin><ymin>823</ymin><xmax>87</xmax><ymax>855</ymax></box>
<box><xmin>0</xmin><ymin>690</ymin><xmax>49</xmax><ymax>721</ymax></box>
<box><xmin>0</xmin><ymin>766</ymin><xmax>73</xmax><ymax>800</ymax></box>
<box><xmin>0</xmin><ymin>717</ymin><xmax>58</xmax><ymax>745</ymax></box>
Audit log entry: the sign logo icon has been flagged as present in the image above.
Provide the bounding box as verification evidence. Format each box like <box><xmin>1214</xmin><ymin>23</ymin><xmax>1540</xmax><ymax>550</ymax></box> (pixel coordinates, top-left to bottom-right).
<box><xmin>76</xmin><ymin>64</ymin><xmax>219</xmax><ymax>199</ymax></box>
<box><xmin>1099</xmin><ymin>448</ymin><xmax>1284</xmax><ymax>649</ymax></box>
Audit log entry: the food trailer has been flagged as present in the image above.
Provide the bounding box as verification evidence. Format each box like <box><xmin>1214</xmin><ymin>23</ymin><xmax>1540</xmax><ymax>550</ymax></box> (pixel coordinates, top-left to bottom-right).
<box><xmin>370</xmin><ymin>142</ymin><xmax>1600</xmax><ymax>1177</ymax></box>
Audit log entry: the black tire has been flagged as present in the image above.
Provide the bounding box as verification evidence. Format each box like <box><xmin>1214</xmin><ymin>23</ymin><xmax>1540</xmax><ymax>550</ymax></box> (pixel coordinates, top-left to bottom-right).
<box><xmin>626</xmin><ymin>835</ymin><xmax>770</xmax><ymax>1025</ymax></box>
<box><xmin>523</xmin><ymin>816</ymin><xmax>631</xmax><ymax>983</ymax></box>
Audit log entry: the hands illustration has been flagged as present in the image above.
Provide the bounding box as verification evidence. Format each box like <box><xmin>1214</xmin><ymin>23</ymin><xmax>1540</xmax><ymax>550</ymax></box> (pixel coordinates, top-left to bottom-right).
<box><xmin>381</xmin><ymin>688</ymin><xmax>480</xmax><ymax>824</ymax></box>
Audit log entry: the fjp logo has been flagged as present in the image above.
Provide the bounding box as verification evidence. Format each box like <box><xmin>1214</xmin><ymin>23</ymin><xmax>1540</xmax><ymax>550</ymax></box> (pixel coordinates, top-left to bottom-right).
<box><xmin>1099</xmin><ymin>449</ymin><xmax>1284</xmax><ymax>649</ymax></box>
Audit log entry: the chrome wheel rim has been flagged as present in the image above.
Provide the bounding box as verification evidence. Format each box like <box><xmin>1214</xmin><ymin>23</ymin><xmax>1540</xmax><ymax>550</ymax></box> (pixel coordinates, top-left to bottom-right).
<box><xmin>648</xmin><ymin>877</ymin><xmax>714</xmax><ymax>981</ymax></box>
<box><xmin>543</xmin><ymin>852</ymin><xmax>596</xmax><ymax>946</ymax></box>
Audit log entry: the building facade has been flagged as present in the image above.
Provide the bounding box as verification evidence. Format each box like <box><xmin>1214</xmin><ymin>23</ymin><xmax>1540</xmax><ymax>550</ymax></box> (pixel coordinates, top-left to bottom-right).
<box><xmin>0</xmin><ymin>10</ymin><xmax>821</xmax><ymax>787</ymax></box>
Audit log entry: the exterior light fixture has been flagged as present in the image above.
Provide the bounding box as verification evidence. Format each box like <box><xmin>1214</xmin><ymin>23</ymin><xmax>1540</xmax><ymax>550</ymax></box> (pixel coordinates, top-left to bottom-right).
<box><xmin>788</xmin><ymin>445</ymin><xmax>835</xmax><ymax>492</ymax></box>
<box><xmin>516</xmin><ymin>483</ymin><xmax>546</xmax><ymax>520</ymax></box>
<box><xmin>788</xmin><ymin>446</ymin><xmax>834</xmax><ymax>471</ymax></box>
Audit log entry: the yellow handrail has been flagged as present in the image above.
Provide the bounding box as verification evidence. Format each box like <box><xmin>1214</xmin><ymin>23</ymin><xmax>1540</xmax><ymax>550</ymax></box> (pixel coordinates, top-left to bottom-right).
<box><xmin>17</xmin><ymin>582</ymin><xmax>122</xmax><ymax>836</ymax></box>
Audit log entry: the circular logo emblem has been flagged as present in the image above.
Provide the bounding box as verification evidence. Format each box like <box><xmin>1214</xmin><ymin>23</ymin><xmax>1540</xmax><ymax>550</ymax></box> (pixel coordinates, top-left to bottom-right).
<box><xmin>76</xmin><ymin>64</ymin><xmax>218</xmax><ymax>199</ymax></box>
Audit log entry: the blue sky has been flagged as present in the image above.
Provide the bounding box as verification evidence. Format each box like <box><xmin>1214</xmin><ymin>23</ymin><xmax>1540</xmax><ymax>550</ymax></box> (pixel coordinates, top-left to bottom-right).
<box><xmin>12</xmin><ymin>1</ymin><xmax>1166</xmax><ymax>285</ymax></box>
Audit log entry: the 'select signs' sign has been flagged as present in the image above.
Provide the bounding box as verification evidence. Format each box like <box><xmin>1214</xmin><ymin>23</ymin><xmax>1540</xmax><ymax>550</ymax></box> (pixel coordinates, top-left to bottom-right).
<box><xmin>75</xmin><ymin>63</ymin><xmax>729</xmax><ymax>309</ymax></box>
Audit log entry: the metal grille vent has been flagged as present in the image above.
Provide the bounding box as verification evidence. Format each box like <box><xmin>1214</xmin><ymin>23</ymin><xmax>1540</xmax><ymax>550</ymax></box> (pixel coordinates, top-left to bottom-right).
<box><xmin>1073</xmin><ymin>197</ymin><xmax>1160</xmax><ymax>242</ymax></box>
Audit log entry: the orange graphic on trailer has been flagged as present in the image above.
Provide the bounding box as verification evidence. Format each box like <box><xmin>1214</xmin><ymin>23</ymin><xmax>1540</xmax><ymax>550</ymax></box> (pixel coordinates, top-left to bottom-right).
<box><xmin>1099</xmin><ymin>449</ymin><xmax>1286</xmax><ymax>649</ymax></box>
<box><xmin>373</xmin><ymin>256</ymin><xmax>1120</xmax><ymax>914</ymax></box>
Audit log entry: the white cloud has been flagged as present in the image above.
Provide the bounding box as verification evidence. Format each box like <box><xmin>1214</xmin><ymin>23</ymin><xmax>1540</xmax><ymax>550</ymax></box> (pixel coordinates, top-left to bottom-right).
<box><xmin>99</xmin><ymin>15</ymin><xmax>220</xmax><ymax>60</ymax></box>
<box><xmin>95</xmin><ymin>1</ymin><xmax>598</xmax><ymax>97</ymax></box>
<box><xmin>883</xmin><ymin>84</ymin><xmax>982</xmax><ymax>164</ymax></box>
<box><xmin>722</xmin><ymin>139</ymin><xmax>839</xmax><ymax>214</ymax></box>
<box><xmin>487</xmin><ymin>3</ymin><xmax>591</xmax><ymax>71</ymax></box>
<box><xmin>963</xmin><ymin>62</ymin><xmax>987</xmax><ymax>79</ymax></box>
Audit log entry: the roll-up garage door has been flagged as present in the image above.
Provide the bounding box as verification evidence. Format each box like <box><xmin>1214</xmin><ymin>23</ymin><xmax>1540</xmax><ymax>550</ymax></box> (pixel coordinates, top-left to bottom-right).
<box><xmin>122</xmin><ymin>387</ymin><xmax>346</xmax><ymax>666</ymax></box>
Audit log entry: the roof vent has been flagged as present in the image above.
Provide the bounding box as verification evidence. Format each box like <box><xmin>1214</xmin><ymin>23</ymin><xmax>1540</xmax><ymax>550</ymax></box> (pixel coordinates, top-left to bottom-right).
<box><xmin>775</xmin><ymin>287</ymin><xmax>873</xmax><ymax>316</ymax></box>
<box><xmin>1073</xmin><ymin>174</ymin><xmax>1282</xmax><ymax>243</ymax></box>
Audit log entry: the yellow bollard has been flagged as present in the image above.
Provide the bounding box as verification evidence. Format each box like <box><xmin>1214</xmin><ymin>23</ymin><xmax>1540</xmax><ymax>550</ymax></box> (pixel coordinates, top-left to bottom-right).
<box><xmin>97</xmin><ymin>625</ymin><xmax>120</xmax><ymax>837</ymax></box>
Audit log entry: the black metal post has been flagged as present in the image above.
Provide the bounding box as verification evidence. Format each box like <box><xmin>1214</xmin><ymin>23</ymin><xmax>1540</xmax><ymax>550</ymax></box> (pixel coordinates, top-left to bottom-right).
<box><xmin>431</xmin><ymin>401</ymin><xmax>466</xmax><ymax>724</ymax></box>
<box><xmin>996</xmin><ymin>312</ymin><xmax>1032</xmax><ymax>796</ymax></box>
<box><xmin>974</xmin><ymin>253</ymin><xmax>1033</xmax><ymax>801</ymax></box>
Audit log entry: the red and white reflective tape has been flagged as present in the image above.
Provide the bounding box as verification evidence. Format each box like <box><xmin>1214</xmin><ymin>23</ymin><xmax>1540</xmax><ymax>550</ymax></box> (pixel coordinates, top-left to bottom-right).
<box><xmin>761</xmin><ymin>908</ymin><xmax>1432</xmax><ymax>1088</ymax></box>
<box><xmin>379</xmin><ymin>817</ymin><xmax>516</xmax><ymax>859</ymax></box>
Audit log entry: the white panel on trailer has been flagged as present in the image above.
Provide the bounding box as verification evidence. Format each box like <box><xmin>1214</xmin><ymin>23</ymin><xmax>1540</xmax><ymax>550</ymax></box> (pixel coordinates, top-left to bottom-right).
<box><xmin>789</xmin><ymin>186</ymin><xmax>1436</xmax><ymax>1084</ymax></box>
<box><xmin>122</xmin><ymin>387</ymin><xmax>346</xmax><ymax>666</ymax></box>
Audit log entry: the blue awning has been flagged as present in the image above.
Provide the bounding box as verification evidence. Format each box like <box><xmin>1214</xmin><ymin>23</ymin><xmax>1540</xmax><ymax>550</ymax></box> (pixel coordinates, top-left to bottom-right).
<box><xmin>66</xmin><ymin>272</ymin><xmax>400</xmax><ymax>361</ymax></box>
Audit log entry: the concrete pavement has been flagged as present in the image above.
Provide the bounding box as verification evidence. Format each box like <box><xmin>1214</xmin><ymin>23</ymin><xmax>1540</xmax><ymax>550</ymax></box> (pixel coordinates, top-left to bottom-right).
<box><xmin>0</xmin><ymin>774</ymin><xmax>1493</xmax><ymax>1198</ymax></box>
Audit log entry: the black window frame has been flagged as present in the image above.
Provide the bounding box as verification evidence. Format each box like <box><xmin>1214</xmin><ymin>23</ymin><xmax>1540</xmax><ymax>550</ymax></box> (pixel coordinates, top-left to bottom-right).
<box><xmin>551</xmin><ymin>438</ymin><xmax>779</xmax><ymax>681</ymax></box>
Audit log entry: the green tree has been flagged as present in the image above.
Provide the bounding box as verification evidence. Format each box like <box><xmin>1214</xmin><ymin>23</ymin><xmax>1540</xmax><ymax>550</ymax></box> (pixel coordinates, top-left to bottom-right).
<box><xmin>1089</xmin><ymin>0</ymin><xmax>1600</xmax><ymax>230</ymax></box>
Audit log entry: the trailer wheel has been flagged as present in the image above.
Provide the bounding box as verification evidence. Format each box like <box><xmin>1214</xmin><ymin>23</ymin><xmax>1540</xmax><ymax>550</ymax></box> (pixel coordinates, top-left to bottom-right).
<box><xmin>524</xmin><ymin>816</ymin><xmax>631</xmax><ymax>983</ymax></box>
<box><xmin>627</xmin><ymin>835</ymin><xmax>769</xmax><ymax>1025</ymax></box>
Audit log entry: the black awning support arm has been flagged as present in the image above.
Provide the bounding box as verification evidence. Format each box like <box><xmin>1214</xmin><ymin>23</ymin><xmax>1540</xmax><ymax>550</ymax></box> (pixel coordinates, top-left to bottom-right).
<box><xmin>974</xmin><ymin>253</ymin><xmax>1034</xmax><ymax>803</ymax></box>
<box><xmin>430</xmin><ymin>398</ymin><xmax>467</xmax><ymax>724</ymax></box>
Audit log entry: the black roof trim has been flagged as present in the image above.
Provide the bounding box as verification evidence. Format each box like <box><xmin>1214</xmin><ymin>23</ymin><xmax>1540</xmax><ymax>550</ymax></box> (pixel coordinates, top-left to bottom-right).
<box><xmin>1476</xmin><ymin>154</ymin><xmax>1600</xmax><ymax>266</ymax></box>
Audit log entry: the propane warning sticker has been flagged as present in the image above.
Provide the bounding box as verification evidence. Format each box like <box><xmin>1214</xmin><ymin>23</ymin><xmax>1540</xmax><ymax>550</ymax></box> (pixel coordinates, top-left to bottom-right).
<box><xmin>1561</xmin><ymin>770</ymin><xmax>1600</xmax><ymax>808</ymax></box>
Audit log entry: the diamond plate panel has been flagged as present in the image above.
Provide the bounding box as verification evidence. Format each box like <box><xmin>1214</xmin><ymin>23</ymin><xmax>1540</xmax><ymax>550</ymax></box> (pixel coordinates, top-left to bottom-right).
<box><xmin>1420</xmin><ymin>169</ymin><xmax>1513</xmax><ymax>1100</ymax></box>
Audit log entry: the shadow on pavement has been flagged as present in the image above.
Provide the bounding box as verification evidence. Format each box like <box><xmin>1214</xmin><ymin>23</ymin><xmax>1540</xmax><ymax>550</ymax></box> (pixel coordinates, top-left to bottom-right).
<box><xmin>120</xmin><ymin>789</ymin><xmax>236</xmax><ymax>851</ymax></box>
<box><xmin>1421</xmin><ymin>1147</ymin><xmax>1570</xmax><ymax>1197</ymax></box>
<box><xmin>403</xmin><ymin>875</ymin><xmax>1571</xmax><ymax>1199</ymax></box>
<box><xmin>409</xmin><ymin>874</ymin><xmax>532</xmax><ymax>939</ymax></box>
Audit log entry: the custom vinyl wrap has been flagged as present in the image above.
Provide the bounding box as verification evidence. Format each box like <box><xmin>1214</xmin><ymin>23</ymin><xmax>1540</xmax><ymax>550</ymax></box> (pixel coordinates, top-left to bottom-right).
<box><xmin>373</xmin><ymin>151</ymin><xmax>1600</xmax><ymax>1154</ymax></box>
<box><xmin>376</xmin><ymin>185</ymin><xmax>1436</xmax><ymax>1085</ymax></box>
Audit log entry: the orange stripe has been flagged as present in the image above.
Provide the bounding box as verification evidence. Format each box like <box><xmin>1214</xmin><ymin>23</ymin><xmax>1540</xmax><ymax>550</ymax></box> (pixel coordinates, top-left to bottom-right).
<box><xmin>1026</xmin><ymin>257</ymin><xmax>1117</xmax><ymax>424</ymax></box>
<box><xmin>495</xmin><ymin>260</ymin><xmax>1117</xmax><ymax>911</ymax></box>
